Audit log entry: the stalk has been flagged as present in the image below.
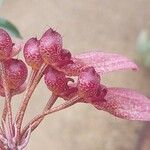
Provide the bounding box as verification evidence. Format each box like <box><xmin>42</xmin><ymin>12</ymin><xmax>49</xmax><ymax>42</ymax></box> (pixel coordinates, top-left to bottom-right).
<box><xmin>25</xmin><ymin>94</ymin><xmax>58</xmax><ymax>133</ymax></box>
<box><xmin>21</xmin><ymin>97</ymin><xmax>80</xmax><ymax>136</ymax></box>
<box><xmin>0</xmin><ymin>63</ymin><xmax>13</xmax><ymax>133</ymax></box>
<box><xmin>15</xmin><ymin>64</ymin><xmax>47</xmax><ymax>140</ymax></box>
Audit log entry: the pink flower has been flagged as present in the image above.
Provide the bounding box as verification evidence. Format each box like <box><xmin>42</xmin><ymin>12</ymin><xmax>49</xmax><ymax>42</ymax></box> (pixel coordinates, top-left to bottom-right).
<box><xmin>58</xmin><ymin>51</ymin><xmax>150</xmax><ymax>121</ymax></box>
<box><xmin>1</xmin><ymin>27</ymin><xmax>149</xmax><ymax>149</ymax></box>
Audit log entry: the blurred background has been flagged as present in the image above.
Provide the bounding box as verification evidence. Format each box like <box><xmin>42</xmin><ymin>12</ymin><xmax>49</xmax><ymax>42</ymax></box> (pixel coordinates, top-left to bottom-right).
<box><xmin>0</xmin><ymin>0</ymin><xmax>150</xmax><ymax>149</ymax></box>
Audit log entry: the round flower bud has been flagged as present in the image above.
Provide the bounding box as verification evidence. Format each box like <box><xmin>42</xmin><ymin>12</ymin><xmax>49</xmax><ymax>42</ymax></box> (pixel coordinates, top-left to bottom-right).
<box><xmin>24</xmin><ymin>38</ymin><xmax>43</xmax><ymax>70</ymax></box>
<box><xmin>3</xmin><ymin>58</ymin><xmax>28</xmax><ymax>89</ymax></box>
<box><xmin>0</xmin><ymin>29</ymin><xmax>13</xmax><ymax>61</ymax></box>
<box><xmin>39</xmin><ymin>28</ymin><xmax>62</xmax><ymax>65</ymax></box>
<box><xmin>44</xmin><ymin>67</ymin><xmax>68</xmax><ymax>95</ymax></box>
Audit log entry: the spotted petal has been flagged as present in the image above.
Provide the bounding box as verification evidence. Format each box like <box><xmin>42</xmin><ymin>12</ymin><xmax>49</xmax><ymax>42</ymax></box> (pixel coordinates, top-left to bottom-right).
<box><xmin>59</xmin><ymin>52</ymin><xmax>138</xmax><ymax>76</ymax></box>
<box><xmin>94</xmin><ymin>88</ymin><xmax>150</xmax><ymax>121</ymax></box>
<box><xmin>57</xmin><ymin>58</ymin><xmax>85</xmax><ymax>76</ymax></box>
<box><xmin>75</xmin><ymin>52</ymin><xmax>138</xmax><ymax>74</ymax></box>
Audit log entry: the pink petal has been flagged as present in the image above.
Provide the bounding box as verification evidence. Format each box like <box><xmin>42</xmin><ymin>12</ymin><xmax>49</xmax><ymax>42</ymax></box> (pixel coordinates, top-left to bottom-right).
<box><xmin>57</xmin><ymin>58</ymin><xmax>85</xmax><ymax>76</ymax></box>
<box><xmin>75</xmin><ymin>52</ymin><xmax>138</xmax><ymax>74</ymax></box>
<box><xmin>94</xmin><ymin>88</ymin><xmax>150</xmax><ymax>121</ymax></box>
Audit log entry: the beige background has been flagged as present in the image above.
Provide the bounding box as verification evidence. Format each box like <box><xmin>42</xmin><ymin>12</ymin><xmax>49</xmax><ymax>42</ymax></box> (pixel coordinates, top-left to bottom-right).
<box><xmin>0</xmin><ymin>0</ymin><xmax>150</xmax><ymax>150</ymax></box>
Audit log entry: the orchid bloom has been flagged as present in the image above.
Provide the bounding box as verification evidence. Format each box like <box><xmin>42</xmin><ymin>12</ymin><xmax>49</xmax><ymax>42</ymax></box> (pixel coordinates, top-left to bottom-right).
<box><xmin>0</xmin><ymin>28</ymin><xmax>150</xmax><ymax>149</ymax></box>
<box><xmin>57</xmin><ymin>51</ymin><xmax>150</xmax><ymax>121</ymax></box>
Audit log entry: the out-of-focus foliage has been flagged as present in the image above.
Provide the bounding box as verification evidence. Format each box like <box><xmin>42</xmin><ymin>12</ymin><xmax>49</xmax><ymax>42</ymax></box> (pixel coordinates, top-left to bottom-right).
<box><xmin>0</xmin><ymin>0</ymin><xmax>22</xmax><ymax>39</ymax></box>
<box><xmin>0</xmin><ymin>0</ymin><xmax>3</xmax><ymax>6</ymax></box>
<box><xmin>0</xmin><ymin>18</ymin><xmax>22</xmax><ymax>38</ymax></box>
<box><xmin>137</xmin><ymin>31</ymin><xmax>150</xmax><ymax>68</ymax></box>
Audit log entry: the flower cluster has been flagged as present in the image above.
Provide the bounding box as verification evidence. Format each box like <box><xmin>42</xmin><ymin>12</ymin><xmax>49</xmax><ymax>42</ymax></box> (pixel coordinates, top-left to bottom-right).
<box><xmin>0</xmin><ymin>28</ymin><xmax>150</xmax><ymax>149</ymax></box>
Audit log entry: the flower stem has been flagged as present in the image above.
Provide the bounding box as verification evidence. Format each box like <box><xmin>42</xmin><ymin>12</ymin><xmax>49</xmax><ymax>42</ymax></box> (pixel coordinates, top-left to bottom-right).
<box><xmin>26</xmin><ymin>94</ymin><xmax>58</xmax><ymax>133</ymax></box>
<box><xmin>0</xmin><ymin>63</ymin><xmax>13</xmax><ymax>135</ymax></box>
<box><xmin>2</xmin><ymin>101</ymin><xmax>8</xmax><ymax>121</ymax></box>
<box><xmin>21</xmin><ymin>97</ymin><xmax>80</xmax><ymax>136</ymax></box>
<box><xmin>20</xmin><ymin>94</ymin><xmax>58</xmax><ymax>140</ymax></box>
<box><xmin>15</xmin><ymin>69</ymin><xmax>37</xmax><ymax>127</ymax></box>
<box><xmin>15</xmin><ymin>64</ymin><xmax>47</xmax><ymax>140</ymax></box>
<box><xmin>45</xmin><ymin>94</ymin><xmax>58</xmax><ymax>110</ymax></box>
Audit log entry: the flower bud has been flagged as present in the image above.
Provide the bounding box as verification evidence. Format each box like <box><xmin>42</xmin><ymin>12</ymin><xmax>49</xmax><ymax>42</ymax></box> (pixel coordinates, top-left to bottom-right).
<box><xmin>39</xmin><ymin>28</ymin><xmax>62</xmax><ymax>65</ymax></box>
<box><xmin>0</xmin><ymin>29</ymin><xmax>13</xmax><ymax>61</ymax></box>
<box><xmin>24</xmin><ymin>38</ymin><xmax>43</xmax><ymax>70</ymax></box>
<box><xmin>44</xmin><ymin>67</ymin><xmax>68</xmax><ymax>95</ymax></box>
<box><xmin>3</xmin><ymin>58</ymin><xmax>28</xmax><ymax>89</ymax></box>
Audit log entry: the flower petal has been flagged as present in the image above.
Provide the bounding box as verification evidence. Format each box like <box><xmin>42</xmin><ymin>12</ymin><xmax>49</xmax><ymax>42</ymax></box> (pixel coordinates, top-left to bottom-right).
<box><xmin>57</xmin><ymin>58</ymin><xmax>85</xmax><ymax>76</ymax></box>
<box><xmin>75</xmin><ymin>52</ymin><xmax>138</xmax><ymax>74</ymax></box>
<box><xmin>94</xmin><ymin>87</ymin><xmax>150</xmax><ymax>121</ymax></box>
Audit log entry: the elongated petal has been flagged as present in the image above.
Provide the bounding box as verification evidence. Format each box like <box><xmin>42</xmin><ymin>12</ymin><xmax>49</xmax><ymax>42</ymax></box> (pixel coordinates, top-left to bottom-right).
<box><xmin>94</xmin><ymin>88</ymin><xmax>150</xmax><ymax>121</ymax></box>
<box><xmin>75</xmin><ymin>52</ymin><xmax>138</xmax><ymax>74</ymax></box>
<box><xmin>59</xmin><ymin>52</ymin><xmax>138</xmax><ymax>76</ymax></box>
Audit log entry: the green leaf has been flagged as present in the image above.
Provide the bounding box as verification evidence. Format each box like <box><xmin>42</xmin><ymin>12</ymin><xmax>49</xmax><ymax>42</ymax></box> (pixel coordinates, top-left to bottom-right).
<box><xmin>0</xmin><ymin>17</ymin><xmax>22</xmax><ymax>39</ymax></box>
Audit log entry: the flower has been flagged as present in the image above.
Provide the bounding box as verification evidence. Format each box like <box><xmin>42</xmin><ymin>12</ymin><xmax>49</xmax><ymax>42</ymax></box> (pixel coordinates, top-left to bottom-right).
<box><xmin>1</xmin><ymin>27</ymin><xmax>149</xmax><ymax>150</ymax></box>
<box><xmin>58</xmin><ymin>51</ymin><xmax>150</xmax><ymax>121</ymax></box>
<box><xmin>37</xmin><ymin>28</ymin><xmax>150</xmax><ymax>121</ymax></box>
<box><xmin>44</xmin><ymin>66</ymin><xmax>78</xmax><ymax>100</ymax></box>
